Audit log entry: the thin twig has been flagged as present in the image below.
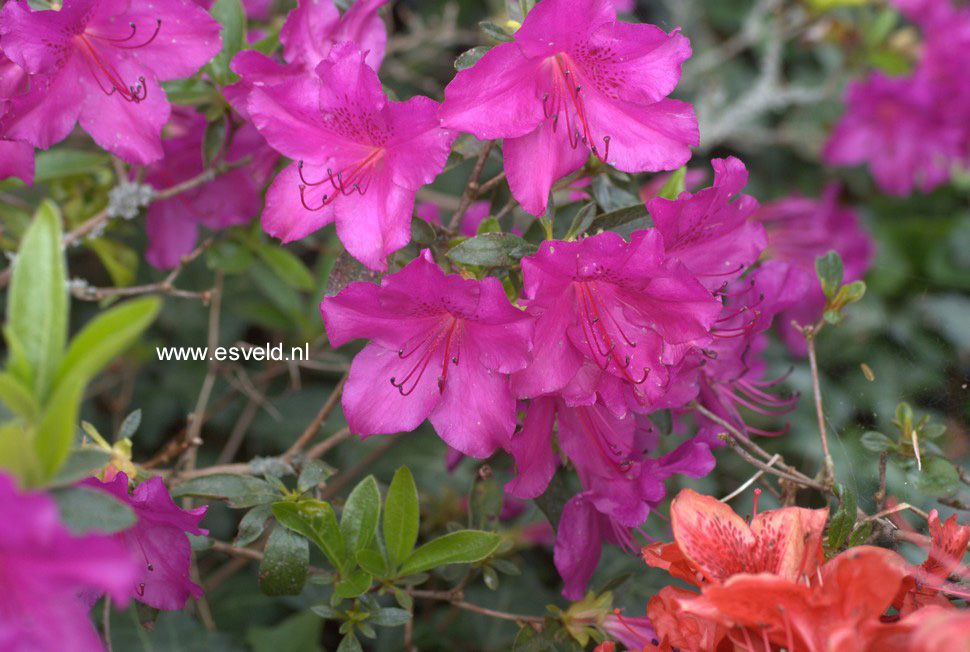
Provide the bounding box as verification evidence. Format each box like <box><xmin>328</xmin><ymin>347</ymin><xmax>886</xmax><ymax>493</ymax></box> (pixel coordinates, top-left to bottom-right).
<box><xmin>720</xmin><ymin>454</ymin><xmax>781</xmax><ymax>502</ymax></box>
<box><xmin>304</xmin><ymin>427</ymin><xmax>353</xmax><ymax>462</ymax></box>
<box><xmin>207</xmin><ymin>539</ymin><xmax>336</xmax><ymax>577</ymax></box>
<box><xmin>407</xmin><ymin>589</ymin><xmax>544</xmax><ymax>626</ymax></box>
<box><xmin>876</xmin><ymin>451</ymin><xmax>889</xmax><ymax>511</ymax></box>
<box><xmin>319</xmin><ymin>437</ymin><xmax>399</xmax><ymax>500</ymax></box>
<box><xmin>719</xmin><ymin>434</ymin><xmax>826</xmax><ymax>491</ymax></box>
<box><xmin>448</xmin><ymin>141</ymin><xmax>494</xmax><ymax>231</ymax></box>
<box><xmin>102</xmin><ymin>597</ymin><xmax>113</xmax><ymax>652</ymax></box>
<box><xmin>804</xmin><ymin>324</ymin><xmax>836</xmax><ymax>486</ymax></box>
<box><xmin>283</xmin><ymin>373</ymin><xmax>348</xmax><ymax>459</ymax></box>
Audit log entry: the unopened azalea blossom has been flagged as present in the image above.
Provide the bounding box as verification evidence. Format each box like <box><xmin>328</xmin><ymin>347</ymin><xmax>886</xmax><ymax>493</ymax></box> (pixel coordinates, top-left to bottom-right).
<box><xmin>440</xmin><ymin>0</ymin><xmax>698</xmax><ymax>215</ymax></box>
<box><xmin>84</xmin><ymin>472</ymin><xmax>208</xmax><ymax>610</ymax></box>
<box><xmin>321</xmin><ymin>251</ymin><xmax>533</xmax><ymax>457</ymax></box>
<box><xmin>0</xmin><ymin>0</ymin><xmax>221</xmax><ymax>163</ymax></box>
<box><xmin>0</xmin><ymin>472</ymin><xmax>138</xmax><ymax>652</ymax></box>
<box><xmin>511</xmin><ymin>230</ymin><xmax>721</xmax><ymax>409</ymax></box>
<box><xmin>245</xmin><ymin>43</ymin><xmax>455</xmax><ymax>270</ymax></box>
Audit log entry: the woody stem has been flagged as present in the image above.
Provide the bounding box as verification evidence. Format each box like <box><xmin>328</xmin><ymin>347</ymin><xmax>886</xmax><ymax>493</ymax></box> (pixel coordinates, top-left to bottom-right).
<box><xmin>448</xmin><ymin>141</ymin><xmax>494</xmax><ymax>231</ymax></box>
<box><xmin>804</xmin><ymin>322</ymin><xmax>836</xmax><ymax>487</ymax></box>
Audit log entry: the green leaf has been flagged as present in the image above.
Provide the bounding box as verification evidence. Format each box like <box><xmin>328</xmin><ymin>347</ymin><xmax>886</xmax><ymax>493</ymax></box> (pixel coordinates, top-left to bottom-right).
<box><xmin>564</xmin><ymin>202</ymin><xmax>597</xmax><ymax>240</ymax></box>
<box><xmin>162</xmin><ymin>78</ymin><xmax>219</xmax><ymax>106</ymax></box>
<box><xmin>827</xmin><ymin>484</ymin><xmax>857</xmax><ymax>551</ymax></box>
<box><xmin>119</xmin><ymin>409</ymin><xmax>142</xmax><ymax>440</ymax></box>
<box><xmin>34</xmin><ymin>376</ymin><xmax>83</xmax><ymax>480</ymax></box>
<box><xmin>209</xmin><ymin>0</ymin><xmax>245</xmax><ymax>84</ymax></box>
<box><xmin>7</xmin><ymin>200</ymin><xmax>67</xmax><ymax>401</ymax></box>
<box><xmin>816</xmin><ymin>250</ymin><xmax>844</xmax><ymax>302</ymax></box>
<box><xmin>587</xmin><ymin>204</ymin><xmax>650</xmax><ymax>234</ymax></box>
<box><xmin>399</xmin><ymin>530</ymin><xmax>501</xmax><ymax>576</ymax></box>
<box><xmin>656</xmin><ymin>166</ymin><xmax>687</xmax><ymax>200</ymax></box>
<box><xmin>86</xmin><ymin>237</ymin><xmax>138</xmax><ymax>288</ymax></box>
<box><xmin>513</xmin><ymin>625</ymin><xmax>555</xmax><ymax>651</ymax></box>
<box><xmin>369</xmin><ymin>608</ymin><xmax>411</xmax><ymax>627</ymax></box>
<box><xmin>447</xmin><ymin>233</ymin><xmax>537</xmax><ymax>267</ymax></box>
<box><xmin>257</xmin><ymin>246</ymin><xmax>315</xmax><ymax>291</ymax></box>
<box><xmin>207</xmin><ymin>239</ymin><xmax>254</xmax><ymax>274</ymax></box>
<box><xmin>247</xmin><ymin>610</ymin><xmax>323</xmax><ymax>652</ymax></box>
<box><xmin>0</xmin><ymin>422</ymin><xmax>40</xmax><ymax>486</ymax></box>
<box><xmin>203</xmin><ymin>117</ymin><xmax>228</xmax><ymax>167</ymax></box>
<box><xmin>455</xmin><ymin>46</ymin><xmax>490</xmax><ymax>71</ymax></box>
<box><xmin>340</xmin><ymin>475</ymin><xmax>381</xmax><ymax>555</ymax></box>
<box><xmin>334</xmin><ymin>568</ymin><xmax>372</xmax><ymax>599</ymax></box>
<box><xmin>916</xmin><ymin>457</ymin><xmax>960</xmax><ymax>496</ymax></box>
<box><xmin>479</xmin><ymin>21</ymin><xmax>514</xmax><ymax>42</ymax></box>
<box><xmin>49</xmin><ymin>448</ymin><xmax>112</xmax><ymax>486</ymax></box>
<box><xmin>234</xmin><ymin>503</ymin><xmax>274</xmax><ymax>547</ymax></box>
<box><xmin>54</xmin><ymin>297</ymin><xmax>161</xmax><ymax>393</ymax></box>
<box><xmin>860</xmin><ymin>431</ymin><xmax>894</xmax><ymax>453</ymax></box>
<box><xmin>259</xmin><ymin>525</ymin><xmax>309</xmax><ymax>596</ymax></box>
<box><xmin>534</xmin><ymin>467</ymin><xmax>571</xmax><ymax>528</ymax></box>
<box><xmin>476</xmin><ymin>217</ymin><xmax>501</xmax><ymax>235</ymax></box>
<box><xmin>336</xmin><ymin>634</ymin><xmax>362</xmax><ymax>652</ymax></box>
<box><xmin>172</xmin><ymin>474</ymin><xmax>283</xmax><ymax>508</ymax></box>
<box><xmin>272</xmin><ymin>500</ymin><xmax>346</xmax><ymax>569</ymax></box>
<box><xmin>411</xmin><ymin>217</ymin><xmax>437</xmax><ymax>245</ymax></box>
<box><xmin>51</xmin><ymin>485</ymin><xmax>136</xmax><ymax>534</ymax></box>
<box><xmin>848</xmin><ymin>520</ymin><xmax>874</xmax><ymax>547</ymax></box>
<box><xmin>297</xmin><ymin>459</ymin><xmax>334</xmax><ymax>493</ymax></box>
<box><xmin>356</xmin><ymin>548</ymin><xmax>388</xmax><ymax>577</ymax></box>
<box><xmin>384</xmin><ymin>466</ymin><xmax>419</xmax><ymax>570</ymax></box>
<box><xmin>0</xmin><ymin>371</ymin><xmax>39</xmax><ymax>422</ymax></box>
<box><xmin>33</xmin><ymin>149</ymin><xmax>110</xmax><ymax>183</ymax></box>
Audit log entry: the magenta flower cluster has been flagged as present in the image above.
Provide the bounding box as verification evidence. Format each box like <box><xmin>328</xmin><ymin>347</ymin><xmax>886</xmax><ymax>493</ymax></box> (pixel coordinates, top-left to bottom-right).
<box><xmin>0</xmin><ymin>0</ymin><xmax>877</xmax><ymax>602</ymax></box>
<box><xmin>825</xmin><ymin>0</ymin><xmax>970</xmax><ymax>195</ymax></box>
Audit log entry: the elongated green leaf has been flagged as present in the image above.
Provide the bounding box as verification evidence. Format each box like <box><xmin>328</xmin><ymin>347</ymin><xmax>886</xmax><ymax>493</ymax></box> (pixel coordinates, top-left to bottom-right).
<box><xmin>259</xmin><ymin>525</ymin><xmax>309</xmax><ymax>596</ymax></box>
<box><xmin>356</xmin><ymin>548</ymin><xmax>387</xmax><ymax>577</ymax></box>
<box><xmin>399</xmin><ymin>530</ymin><xmax>501</xmax><ymax>576</ymax></box>
<box><xmin>816</xmin><ymin>250</ymin><xmax>844</xmax><ymax>302</ymax></box>
<box><xmin>33</xmin><ymin>150</ymin><xmax>110</xmax><ymax>183</ymax></box>
<box><xmin>55</xmin><ymin>296</ymin><xmax>161</xmax><ymax>391</ymax></box>
<box><xmin>827</xmin><ymin>484</ymin><xmax>856</xmax><ymax>551</ymax></box>
<box><xmin>209</xmin><ymin>0</ymin><xmax>245</xmax><ymax>84</ymax></box>
<box><xmin>51</xmin><ymin>485</ymin><xmax>136</xmax><ymax>534</ymax></box>
<box><xmin>0</xmin><ymin>371</ymin><xmax>39</xmax><ymax>422</ymax></box>
<box><xmin>564</xmin><ymin>202</ymin><xmax>597</xmax><ymax>240</ymax></box>
<box><xmin>384</xmin><ymin>466</ymin><xmax>419</xmax><ymax>570</ymax></box>
<box><xmin>334</xmin><ymin>568</ymin><xmax>372</xmax><ymax>599</ymax></box>
<box><xmin>447</xmin><ymin>233</ymin><xmax>537</xmax><ymax>267</ymax></box>
<box><xmin>587</xmin><ymin>204</ymin><xmax>650</xmax><ymax>234</ymax></box>
<box><xmin>370</xmin><ymin>608</ymin><xmax>411</xmax><ymax>627</ymax></box>
<box><xmin>7</xmin><ymin>200</ymin><xmax>67</xmax><ymax>401</ymax></box>
<box><xmin>273</xmin><ymin>500</ymin><xmax>345</xmax><ymax>570</ymax></box>
<box><xmin>257</xmin><ymin>246</ymin><xmax>315</xmax><ymax>291</ymax></box>
<box><xmin>247</xmin><ymin>610</ymin><xmax>323</xmax><ymax>652</ymax></box>
<box><xmin>340</xmin><ymin>475</ymin><xmax>381</xmax><ymax>555</ymax></box>
<box><xmin>34</xmin><ymin>376</ymin><xmax>83</xmax><ymax>480</ymax></box>
<box><xmin>656</xmin><ymin>166</ymin><xmax>687</xmax><ymax>200</ymax></box>
<box><xmin>172</xmin><ymin>474</ymin><xmax>282</xmax><ymax>508</ymax></box>
<box><xmin>455</xmin><ymin>46</ymin><xmax>489</xmax><ymax>70</ymax></box>
<box><xmin>0</xmin><ymin>422</ymin><xmax>41</xmax><ymax>486</ymax></box>
<box><xmin>234</xmin><ymin>503</ymin><xmax>274</xmax><ymax>547</ymax></box>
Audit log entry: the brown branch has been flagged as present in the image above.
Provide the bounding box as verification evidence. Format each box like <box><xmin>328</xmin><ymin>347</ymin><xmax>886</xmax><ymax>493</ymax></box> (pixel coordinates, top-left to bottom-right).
<box><xmin>304</xmin><ymin>427</ymin><xmax>352</xmax><ymax>462</ymax></box>
<box><xmin>407</xmin><ymin>589</ymin><xmax>544</xmax><ymax>626</ymax></box>
<box><xmin>320</xmin><ymin>437</ymin><xmax>398</xmax><ymax>500</ymax></box>
<box><xmin>719</xmin><ymin>434</ymin><xmax>826</xmax><ymax>491</ymax></box>
<box><xmin>448</xmin><ymin>141</ymin><xmax>494</xmax><ymax>231</ymax></box>
<box><xmin>802</xmin><ymin>322</ymin><xmax>836</xmax><ymax>486</ymax></box>
<box><xmin>283</xmin><ymin>372</ymin><xmax>348</xmax><ymax>459</ymax></box>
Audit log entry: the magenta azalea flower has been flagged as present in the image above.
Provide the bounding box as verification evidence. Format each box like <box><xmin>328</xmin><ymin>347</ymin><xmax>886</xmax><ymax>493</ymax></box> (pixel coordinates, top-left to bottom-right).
<box><xmin>823</xmin><ymin>73</ymin><xmax>962</xmax><ymax>196</ymax></box>
<box><xmin>511</xmin><ymin>230</ymin><xmax>721</xmax><ymax>409</ymax></box>
<box><xmin>321</xmin><ymin>251</ymin><xmax>534</xmax><ymax>457</ymax></box>
<box><xmin>144</xmin><ymin>111</ymin><xmax>276</xmax><ymax>269</ymax></box>
<box><xmin>648</xmin><ymin>157</ymin><xmax>766</xmax><ymax>290</ymax></box>
<box><xmin>244</xmin><ymin>43</ymin><xmax>455</xmax><ymax>270</ymax></box>
<box><xmin>0</xmin><ymin>472</ymin><xmax>138</xmax><ymax>652</ymax></box>
<box><xmin>440</xmin><ymin>0</ymin><xmax>698</xmax><ymax>216</ymax></box>
<box><xmin>0</xmin><ymin>54</ymin><xmax>33</xmax><ymax>184</ymax></box>
<box><xmin>755</xmin><ymin>185</ymin><xmax>874</xmax><ymax>353</ymax></box>
<box><xmin>84</xmin><ymin>472</ymin><xmax>208</xmax><ymax>610</ymax></box>
<box><xmin>0</xmin><ymin>0</ymin><xmax>220</xmax><ymax>164</ymax></box>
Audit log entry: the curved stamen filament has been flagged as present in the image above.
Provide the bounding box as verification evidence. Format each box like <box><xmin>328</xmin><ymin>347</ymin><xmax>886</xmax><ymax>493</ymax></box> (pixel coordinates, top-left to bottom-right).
<box><xmin>543</xmin><ymin>56</ymin><xmax>611</xmax><ymax>163</ymax></box>
<box><xmin>390</xmin><ymin>318</ymin><xmax>461</xmax><ymax>396</ymax></box>
<box><xmin>76</xmin><ymin>36</ymin><xmax>148</xmax><ymax>103</ymax></box>
<box><xmin>88</xmin><ymin>19</ymin><xmax>161</xmax><ymax>49</ymax></box>
<box><xmin>576</xmin><ymin>282</ymin><xmax>650</xmax><ymax>384</ymax></box>
<box><xmin>296</xmin><ymin>150</ymin><xmax>383</xmax><ymax>210</ymax></box>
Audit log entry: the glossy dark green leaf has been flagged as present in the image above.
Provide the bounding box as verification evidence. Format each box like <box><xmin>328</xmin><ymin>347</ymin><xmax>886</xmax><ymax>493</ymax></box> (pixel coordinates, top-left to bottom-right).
<box><xmin>356</xmin><ymin>548</ymin><xmax>387</xmax><ymax>577</ymax></box>
<box><xmin>234</xmin><ymin>503</ymin><xmax>274</xmax><ymax>547</ymax></box>
<box><xmin>479</xmin><ymin>21</ymin><xmax>513</xmax><ymax>42</ymax></box>
<box><xmin>171</xmin><ymin>474</ymin><xmax>283</xmax><ymax>508</ymax></box>
<box><xmin>564</xmin><ymin>202</ymin><xmax>597</xmax><ymax>240</ymax></box>
<box><xmin>447</xmin><ymin>233</ymin><xmax>537</xmax><ymax>267</ymax></box>
<box><xmin>340</xmin><ymin>475</ymin><xmax>381</xmax><ymax>555</ymax></box>
<box><xmin>209</xmin><ymin>0</ymin><xmax>245</xmax><ymax>84</ymax></box>
<box><xmin>272</xmin><ymin>500</ymin><xmax>345</xmax><ymax>569</ymax></box>
<box><xmin>259</xmin><ymin>525</ymin><xmax>309</xmax><ymax>596</ymax></box>
<box><xmin>848</xmin><ymin>521</ymin><xmax>874</xmax><ymax>547</ymax></box>
<box><xmin>587</xmin><ymin>204</ymin><xmax>650</xmax><ymax>234</ymax></box>
<box><xmin>33</xmin><ymin>150</ymin><xmax>110</xmax><ymax>183</ymax></box>
<box><xmin>257</xmin><ymin>246</ymin><xmax>315</xmax><ymax>291</ymax></box>
<box><xmin>297</xmin><ymin>459</ymin><xmax>334</xmax><ymax>493</ymax></box>
<box><xmin>534</xmin><ymin>467</ymin><xmax>571</xmax><ymax>528</ymax></box>
<box><xmin>49</xmin><ymin>448</ymin><xmax>112</xmax><ymax>486</ymax></box>
<box><xmin>827</xmin><ymin>484</ymin><xmax>857</xmax><ymax>551</ymax></box>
